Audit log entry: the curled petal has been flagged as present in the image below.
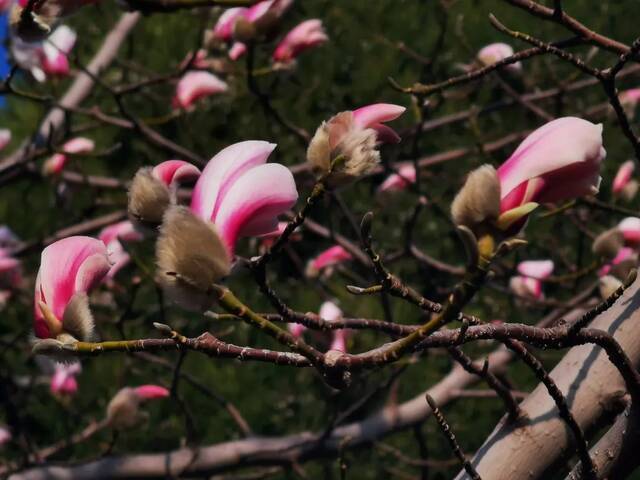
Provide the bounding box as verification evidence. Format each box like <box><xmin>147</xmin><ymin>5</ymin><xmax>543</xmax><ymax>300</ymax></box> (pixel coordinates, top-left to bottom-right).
<box><xmin>134</xmin><ymin>384</ymin><xmax>170</xmax><ymax>400</ymax></box>
<box><xmin>174</xmin><ymin>71</ymin><xmax>228</xmax><ymax>109</ymax></box>
<box><xmin>517</xmin><ymin>260</ymin><xmax>554</xmax><ymax>279</ymax></box>
<box><xmin>352</xmin><ymin>103</ymin><xmax>406</xmax><ymax>130</ymax></box>
<box><xmin>152</xmin><ymin>160</ymin><xmax>201</xmax><ymax>186</ymax></box>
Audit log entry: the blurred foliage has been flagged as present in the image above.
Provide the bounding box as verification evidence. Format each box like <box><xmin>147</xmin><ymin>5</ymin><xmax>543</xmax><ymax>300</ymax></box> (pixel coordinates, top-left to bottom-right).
<box><xmin>1</xmin><ymin>0</ymin><xmax>640</xmax><ymax>478</ymax></box>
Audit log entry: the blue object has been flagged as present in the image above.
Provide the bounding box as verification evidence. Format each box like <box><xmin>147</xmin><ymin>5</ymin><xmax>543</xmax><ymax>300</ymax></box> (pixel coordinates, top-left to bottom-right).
<box><xmin>0</xmin><ymin>13</ymin><xmax>8</xmax><ymax>107</ymax></box>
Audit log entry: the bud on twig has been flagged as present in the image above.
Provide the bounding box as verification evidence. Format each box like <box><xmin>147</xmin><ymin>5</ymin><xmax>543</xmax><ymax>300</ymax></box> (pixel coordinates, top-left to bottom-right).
<box><xmin>451</xmin><ymin>165</ymin><xmax>501</xmax><ymax>231</ymax></box>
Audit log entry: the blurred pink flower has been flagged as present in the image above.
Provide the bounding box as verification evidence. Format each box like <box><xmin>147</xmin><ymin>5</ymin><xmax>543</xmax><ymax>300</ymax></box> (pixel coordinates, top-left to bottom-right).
<box><xmin>173</xmin><ymin>71</ymin><xmax>228</xmax><ymax>109</ymax></box>
<box><xmin>612</xmin><ymin>160</ymin><xmax>635</xmax><ymax>194</ymax></box>
<box><xmin>43</xmin><ymin>137</ymin><xmax>95</xmax><ymax>175</ymax></box>
<box><xmin>477</xmin><ymin>42</ymin><xmax>521</xmax><ymax>71</ymax></box>
<box><xmin>50</xmin><ymin>361</ymin><xmax>81</xmax><ymax>396</ymax></box>
<box><xmin>0</xmin><ymin>427</ymin><xmax>10</xmax><ymax>447</ymax></box>
<box><xmin>98</xmin><ymin>221</ymin><xmax>144</xmax><ymax>281</ymax></box>
<box><xmin>228</xmin><ymin>42</ymin><xmax>247</xmax><ymax>60</ymax></box>
<box><xmin>619</xmin><ymin>88</ymin><xmax>640</xmax><ymax>117</ymax></box>
<box><xmin>306</xmin><ymin>245</ymin><xmax>353</xmax><ymax>277</ymax></box>
<box><xmin>212</xmin><ymin>7</ymin><xmax>248</xmax><ymax>41</ymax></box>
<box><xmin>272</xmin><ymin>19</ymin><xmax>328</xmax><ymax>64</ymax></box>
<box><xmin>40</xmin><ymin>25</ymin><xmax>76</xmax><ymax>76</ymax></box>
<box><xmin>377</xmin><ymin>164</ymin><xmax>417</xmax><ymax>193</ymax></box>
<box><xmin>599</xmin><ymin>247</ymin><xmax>636</xmax><ymax>277</ymax></box>
<box><xmin>190</xmin><ymin>141</ymin><xmax>298</xmax><ymax>256</ymax></box>
<box><xmin>318</xmin><ymin>301</ymin><xmax>350</xmax><ymax>353</ymax></box>
<box><xmin>34</xmin><ymin>236</ymin><xmax>112</xmax><ymax>339</ymax></box>
<box><xmin>0</xmin><ymin>129</ymin><xmax>11</xmax><ymax>151</ymax></box>
<box><xmin>106</xmin><ymin>384</ymin><xmax>169</xmax><ymax>429</ymax></box>
<box><xmin>509</xmin><ymin>260</ymin><xmax>554</xmax><ymax>300</ymax></box>
<box><xmin>618</xmin><ymin>217</ymin><xmax>640</xmax><ymax>245</ymax></box>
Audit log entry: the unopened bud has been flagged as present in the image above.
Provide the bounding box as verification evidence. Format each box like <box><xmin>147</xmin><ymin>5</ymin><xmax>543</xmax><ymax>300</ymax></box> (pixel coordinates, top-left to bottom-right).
<box><xmin>451</xmin><ymin>165</ymin><xmax>501</xmax><ymax>229</ymax></box>
<box><xmin>156</xmin><ymin>206</ymin><xmax>231</xmax><ymax>311</ymax></box>
<box><xmin>621</xmin><ymin>180</ymin><xmax>639</xmax><ymax>202</ymax></box>
<box><xmin>61</xmin><ymin>292</ymin><xmax>95</xmax><ymax>342</ymax></box>
<box><xmin>592</xmin><ymin>228</ymin><xmax>624</xmax><ymax>260</ymax></box>
<box><xmin>106</xmin><ymin>388</ymin><xmax>141</xmax><ymax>430</ymax></box>
<box><xmin>128</xmin><ymin>168</ymin><xmax>171</xmax><ymax>227</ymax></box>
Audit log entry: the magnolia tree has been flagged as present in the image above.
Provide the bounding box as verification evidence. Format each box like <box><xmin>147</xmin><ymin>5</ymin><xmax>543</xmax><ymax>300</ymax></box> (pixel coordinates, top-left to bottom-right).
<box><xmin>2</xmin><ymin>0</ymin><xmax>640</xmax><ymax>479</ymax></box>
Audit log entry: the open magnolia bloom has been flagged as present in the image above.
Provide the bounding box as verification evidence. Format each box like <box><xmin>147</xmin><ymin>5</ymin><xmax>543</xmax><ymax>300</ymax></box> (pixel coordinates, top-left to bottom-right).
<box><xmin>33</xmin><ymin>236</ymin><xmax>112</xmax><ymax>345</ymax></box>
<box><xmin>106</xmin><ymin>385</ymin><xmax>170</xmax><ymax>430</ymax></box>
<box><xmin>128</xmin><ymin>159</ymin><xmax>201</xmax><ymax>227</ymax></box>
<box><xmin>42</xmin><ymin>137</ymin><xmax>95</xmax><ymax>175</ymax></box>
<box><xmin>173</xmin><ymin>71</ymin><xmax>228</xmax><ymax>109</ymax></box>
<box><xmin>476</xmin><ymin>42</ymin><xmax>521</xmax><ymax>72</ymax></box>
<box><xmin>98</xmin><ymin>221</ymin><xmax>144</xmax><ymax>282</ymax></box>
<box><xmin>40</xmin><ymin>25</ymin><xmax>76</xmax><ymax>76</ymax></box>
<box><xmin>307</xmin><ymin>103</ymin><xmax>405</xmax><ymax>186</ymax></box>
<box><xmin>452</xmin><ymin>117</ymin><xmax>605</xmax><ymax>239</ymax></box>
<box><xmin>156</xmin><ymin>141</ymin><xmax>298</xmax><ymax>309</ymax></box>
<box><xmin>509</xmin><ymin>260</ymin><xmax>554</xmax><ymax>300</ymax></box>
<box><xmin>272</xmin><ymin>19</ymin><xmax>328</xmax><ymax>65</ymax></box>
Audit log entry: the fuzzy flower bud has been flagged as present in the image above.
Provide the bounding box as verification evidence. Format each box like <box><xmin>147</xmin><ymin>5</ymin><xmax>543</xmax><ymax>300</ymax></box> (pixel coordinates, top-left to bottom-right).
<box><xmin>156</xmin><ymin>206</ymin><xmax>231</xmax><ymax>311</ymax></box>
<box><xmin>592</xmin><ymin>228</ymin><xmax>624</xmax><ymax>260</ymax></box>
<box><xmin>106</xmin><ymin>385</ymin><xmax>169</xmax><ymax>430</ymax></box>
<box><xmin>450</xmin><ymin>165</ymin><xmax>501</xmax><ymax>230</ymax></box>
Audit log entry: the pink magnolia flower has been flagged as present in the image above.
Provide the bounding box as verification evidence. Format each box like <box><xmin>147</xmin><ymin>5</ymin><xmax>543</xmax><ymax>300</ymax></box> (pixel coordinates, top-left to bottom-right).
<box><xmin>497</xmin><ymin>117</ymin><xmax>605</xmax><ymax>223</ymax></box>
<box><xmin>106</xmin><ymin>384</ymin><xmax>170</xmax><ymax>429</ymax></box>
<box><xmin>619</xmin><ymin>88</ymin><xmax>640</xmax><ymax>117</ymax></box>
<box><xmin>599</xmin><ymin>246</ymin><xmax>636</xmax><ymax>277</ymax></box>
<box><xmin>612</xmin><ymin>160</ymin><xmax>635</xmax><ymax>194</ymax></box>
<box><xmin>618</xmin><ymin>217</ymin><xmax>640</xmax><ymax>245</ymax></box>
<box><xmin>190</xmin><ymin>140</ymin><xmax>298</xmax><ymax>256</ymax></box>
<box><xmin>0</xmin><ymin>427</ymin><xmax>11</xmax><ymax>447</ymax></box>
<box><xmin>319</xmin><ymin>301</ymin><xmax>350</xmax><ymax>352</ymax></box>
<box><xmin>34</xmin><ymin>236</ymin><xmax>112</xmax><ymax>339</ymax></box>
<box><xmin>244</xmin><ymin>0</ymin><xmax>292</xmax><ymax>24</ymax></box>
<box><xmin>40</xmin><ymin>25</ymin><xmax>76</xmax><ymax>76</ymax></box>
<box><xmin>43</xmin><ymin>137</ymin><xmax>95</xmax><ymax>175</ymax></box>
<box><xmin>228</xmin><ymin>42</ymin><xmax>247</xmax><ymax>61</ymax></box>
<box><xmin>377</xmin><ymin>164</ymin><xmax>417</xmax><ymax>193</ymax></box>
<box><xmin>509</xmin><ymin>260</ymin><xmax>554</xmax><ymax>300</ymax></box>
<box><xmin>272</xmin><ymin>19</ymin><xmax>328</xmax><ymax>64</ymax></box>
<box><xmin>0</xmin><ymin>129</ymin><xmax>11</xmax><ymax>151</ymax></box>
<box><xmin>477</xmin><ymin>42</ymin><xmax>521</xmax><ymax>72</ymax></box>
<box><xmin>98</xmin><ymin>221</ymin><xmax>144</xmax><ymax>281</ymax></box>
<box><xmin>50</xmin><ymin>361</ymin><xmax>81</xmax><ymax>396</ymax></box>
<box><xmin>306</xmin><ymin>245</ymin><xmax>353</xmax><ymax>277</ymax></box>
<box><xmin>287</xmin><ymin>322</ymin><xmax>306</xmax><ymax>338</ymax></box>
<box><xmin>152</xmin><ymin>159</ymin><xmax>201</xmax><ymax>186</ymax></box>
<box><xmin>173</xmin><ymin>71</ymin><xmax>228</xmax><ymax>109</ymax></box>
<box><xmin>212</xmin><ymin>7</ymin><xmax>248</xmax><ymax>41</ymax></box>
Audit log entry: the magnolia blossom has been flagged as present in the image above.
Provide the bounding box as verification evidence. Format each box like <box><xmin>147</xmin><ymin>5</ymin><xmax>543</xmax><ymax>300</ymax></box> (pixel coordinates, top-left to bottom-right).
<box><xmin>212</xmin><ymin>7</ymin><xmax>248</xmax><ymax>41</ymax></box>
<box><xmin>619</xmin><ymin>88</ymin><xmax>640</xmax><ymax>117</ymax></box>
<box><xmin>50</xmin><ymin>361</ymin><xmax>81</xmax><ymax>396</ymax></box>
<box><xmin>190</xmin><ymin>140</ymin><xmax>298</xmax><ymax>256</ymax></box>
<box><xmin>618</xmin><ymin>217</ymin><xmax>640</xmax><ymax>245</ymax></box>
<box><xmin>288</xmin><ymin>322</ymin><xmax>306</xmax><ymax>338</ymax></box>
<box><xmin>305</xmin><ymin>245</ymin><xmax>353</xmax><ymax>277</ymax></box>
<box><xmin>173</xmin><ymin>71</ymin><xmax>228</xmax><ymax>109</ymax></box>
<box><xmin>0</xmin><ymin>129</ymin><xmax>11</xmax><ymax>151</ymax></box>
<box><xmin>612</xmin><ymin>160</ymin><xmax>637</xmax><ymax>201</ymax></box>
<box><xmin>40</xmin><ymin>25</ymin><xmax>76</xmax><ymax>76</ymax></box>
<box><xmin>106</xmin><ymin>385</ymin><xmax>170</xmax><ymax>430</ymax></box>
<box><xmin>272</xmin><ymin>19</ymin><xmax>328</xmax><ymax>64</ymax></box>
<box><xmin>497</xmin><ymin>117</ymin><xmax>605</xmax><ymax>224</ymax></box>
<box><xmin>599</xmin><ymin>246</ymin><xmax>637</xmax><ymax>278</ymax></box>
<box><xmin>307</xmin><ymin>103</ymin><xmax>406</xmax><ymax>185</ymax></box>
<box><xmin>477</xmin><ymin>42</ymin><xmax>521</xmax><ymax>71</ymax></box>
<box><xmin>34</xmin><ymin>236</ymin><xmax>112</xmax><ymax>340</ymax></box>
<box><xmin>319</xmin><ymin>301</ymin><xmax>349</xmax><ymax>353</ymax></box>
<box><xmin>228</xmin><ymin>42</ymin><xmax>247</xmax><ymax>61</ymax></box>
<box><xmin>43</xmin><ymin>137</ymin><xmax>95</xmax><ymax>175</ymax></box>
<box><xmin>0</xmin><ymin>427</ymin><xmax>10</xmax><ymax>447</ymax></box>
<box><xmin>377</xmin><ymin>164</ymin><xmax>417</xmax><ymax>193</ymax></box>
<box><xmin>509</xmin><ymin>260</ymin><xmax>554</xmax><ymax>300</ymax></box>
<box><xmin>98</xmin><ymin>221</ymin><xmax>144</xmax><ymax>281</ymax></box>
